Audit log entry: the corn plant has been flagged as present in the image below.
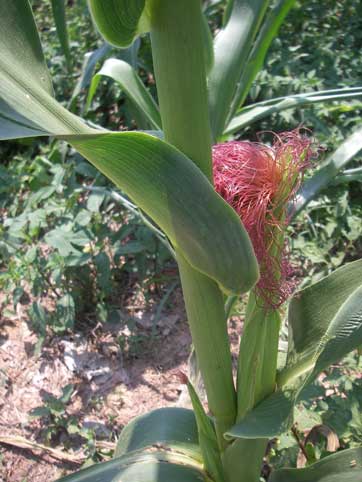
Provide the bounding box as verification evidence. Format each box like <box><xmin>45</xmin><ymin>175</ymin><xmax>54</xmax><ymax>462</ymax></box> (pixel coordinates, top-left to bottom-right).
<box><xmin>1</xmin><ymin>1</ymin><xmax>362</xmax><ymax>481</ymax></box>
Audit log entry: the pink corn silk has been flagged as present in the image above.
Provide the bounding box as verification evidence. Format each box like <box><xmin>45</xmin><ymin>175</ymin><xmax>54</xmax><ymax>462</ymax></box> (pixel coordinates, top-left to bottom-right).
<box><xmin>213</xmin><ymin>130</ymin><xmax>314</xmax><ymax>308</ymax></box>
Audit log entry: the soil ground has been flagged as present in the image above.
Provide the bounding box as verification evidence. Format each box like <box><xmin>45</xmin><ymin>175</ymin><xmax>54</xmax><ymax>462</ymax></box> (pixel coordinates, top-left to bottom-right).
<box><xmin>0</xmin><ymin>286</ymin><xmax>242</xmax><ymax>482</ymax></box>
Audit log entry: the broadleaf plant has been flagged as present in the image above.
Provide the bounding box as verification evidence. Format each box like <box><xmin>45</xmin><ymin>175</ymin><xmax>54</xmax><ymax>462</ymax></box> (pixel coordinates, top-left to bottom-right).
<box><xmin>1</xmin><ymin>1</ymin><xmax>361</xmax><ymax>481</ymax></box>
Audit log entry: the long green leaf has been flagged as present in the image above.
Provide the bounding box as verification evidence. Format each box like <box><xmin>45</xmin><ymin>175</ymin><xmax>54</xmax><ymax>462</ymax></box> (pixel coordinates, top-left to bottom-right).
<box><xmin>70</xmin><ymin>132</ymin><xmax>258</xmax><ymax>295</ymax></box>
<box><xmin>208</xmin><ymin>0</ymin><xmax>270</xmax><ymax>139</ymax></box>
<box><xmin>115</xmin><ymin>407</ymin><xmax>201</xmax><ymax>461</ymax></box>
<box><xmin>63</xmin><ymin>387</ymin><xmax>203</xmax><ymax>481</ymax></box>
<box><xmin>50</xmin><ymin>0</ymin><xmax>72</xmax><ymax>71</ymax></box>
<box><xmin>69</xmin><ymin>42</ymin><xmax>112</xmax><ymax>110</ymax></box>
<box><xmin>86</xmin><ymin>58</ymin><xmax>161</xmax><ymax>129</ymax></box>
<box><xmin>0</xmin><ymin>0</ymin><xmax>259</xmax><ymax>296</ymax></box>
<box><xmin>57</xmin><ymin>451</ymin><xmax>207</xmax><ymax>482</ymax></box>
<box><xmin>0</xmin><ymin>0</ymin><xmax>53</xmax><ymax>96</ymax></box>
<box><xmin>88</xmin><ymin>0</ymin><xmax>149</xmax><ymax>48</ymax></box>
<box><xmin>293</xmin><ymin>126</ymin><xmax>362</xmax><ymax>216</ymax></box>
<box><xmin>202</xmin><ymin>13</ymin><xmax>214</xmax><ymax>74</ymax></box>
<box><xmin>186</xmin><ymin>379</ymin><xmax>224</xmax><ymax>482</ymax></box>
<box><xmin>0</xmin><ymin>0</ymin><xmax>55</xmax><ymax>138</ymax></box>
<box><xmin>226</xmin><ymin>260</ymin><xmax>362</xmax><ymax>439</ymax></box>
<box><xmin>269</xmin><ymin>448</ymin><xmax>362</xmax><ymax>482</ymax></box>
<box><xmin>279</xmin><ymin>259</ymin><xmax>362</xmax><ymax>386</ymax></box>
<box><xmin>0</xmin><ymin>0</ymin><xmax>86</xmax><ymax>138</ymax></box>
<box><xmin>229</xmin><ymin>0</ymin><xmax>295</xmax><ymax>114</ymax></box>
<box><xmin>225</xmin><ymin>87</ymin><xmax>362</xmax><ymax>135</ymax></box>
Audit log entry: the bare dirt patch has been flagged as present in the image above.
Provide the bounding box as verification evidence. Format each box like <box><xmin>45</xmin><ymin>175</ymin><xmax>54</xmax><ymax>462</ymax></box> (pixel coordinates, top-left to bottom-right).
<box><xmin>0</xmin><ymin>279</ymin><xmax>247</xmax><ymax>482</ymax></box>
<box><xmin>0</xmin><ymin>286</ymin><xmax>196</xmax><ymax>482</ymax></box>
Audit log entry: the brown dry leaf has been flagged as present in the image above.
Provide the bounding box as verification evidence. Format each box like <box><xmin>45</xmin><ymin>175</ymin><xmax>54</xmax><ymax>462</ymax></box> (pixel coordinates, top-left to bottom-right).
<box><xmin>297</xmin><ymin>424</ymin><xmax>340</xmax><ymax>468</ymax></box>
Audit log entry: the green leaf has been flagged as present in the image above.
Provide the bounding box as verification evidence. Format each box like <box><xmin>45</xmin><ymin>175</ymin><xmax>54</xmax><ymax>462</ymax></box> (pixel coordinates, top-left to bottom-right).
<box><xmin>44</xmin><ymin>228</ymin><xmax>90</xmax><ymax>256</ymax></box>
<box><xmin>54</xmin><ymin>295</ymin><xmax>76</xmax><ymax>332</ymax></box>
<box><xmin>279</xmin><ymin>259</ymin><xmax>362</xmax><ymax>386</ymax></box>
<box><xmin>71</xmin><ymin>133</ymin><xmax>259</xmax><ymax>295</ymax></box>
<box><xmin>201</xmin><ymin>13</ymin><xmax>214</xmax><ymax>74</ymax></box>
<box><xmin>0</xmin><ymin>0</ymin><xmax>87</xmax><ymax>139</ymax></box>
<box><xmin>115</xmin><ymin>407</ymin><xmax>201</xmax><ymax>461</ymax></box>
<box><xmin>226</xmin><ymin>260</ymin><xmax>362</xmax><ymax>439</ymax></box>
<box><xmin>87</xmin><ymin>0</ymin><xmax>150</xmax><ymax>48</ymax></box>
<box><xmin>226</xmin><ymin>388</ymin><xmax>295</xmax><ymax>440</ymax></box>
<box><xmin>94</xmin><ymin>252</ymin><xmax>111</xmax><ymax>291</ymax></box>
<box><xmin>293</xmin><ymin>127</ymin><xmax>362</xmax><ymax>216</ymax></box>
<box><xmin>59</xmin><ymin>384</ymin><xmax>75</xmax><ymax>404</ymax></box>
<box><xmin>86</xmin><ymin>58</ymin><xmax>161</xmax><ymax>129</ymax></box>
<box><xmin>0</xmin><ymin>0</ymin><xmax>259</xmax><ymax>296</ymax></box>
<box><xmin>0</xmin><ymin>0</ymin><xmax>56</xmax><ymax>139</ymax></box>
<box><xmin>86</xmin><ymin>190</ymin><xmax>105</xmax><ymax>212</ymax></box>
<box><xmin>228</xmin><ymin>0</ymin><xmax>295</xmax><ymax>114</ymax></box>
<box><xmin>13</xmin><ymin>286</ymin><xmax>24</xmax><ymax>308</ymax></box>
<box><xmin>50</xmin><ymin>0</ymin><xmax>72</xmax><ymax>71</ymax></box>
<box><xmin>225</xmin><ymin>87</ymin><xmax>362</xmax><ymax>135</ymax></box>
<box><xmin>29</xmin><ymin>406</ymin><xmax>51</xmax><ymax>419</ymax></box>
<box><xmin>57</xmin><ymin>453</ymin><xmax>207</xmax><ymax>482</ymax></box>
<box><xmin>269</xmin><ymin>447</ymin><xmax>362</xmax><ymax>482</ymax></box>
<box><xmin>29</xmin><ymin>301</ymin><xmax>48</xmax><ymax>337</ymax></box>
<box><xmin>69</xmin><ymin>43</ymin><xmax>112</xmax><ymax>108</ymax></box>
<box><xmin>61</xmin><ymin>407</ymin><xmax>210</xmax><ymax>482</ymax></box>
<box><xmin>186</xmin><ymin>380</ymin><xmax>225</xmax><ymax>482</ymax></box>
<box><xmin>0</xmin><ymin>0</ymin><xmax>53</xmax><ymax>96</ymax></box>
<box><xmin>208</xmin><ymin>0</ymin><xmax>270</xmax><ymax>139</ymax></box>
<box><xmin>334</xmin><ymin>166</ymin><xmax>362</xmax><ymax>185</ymax></box>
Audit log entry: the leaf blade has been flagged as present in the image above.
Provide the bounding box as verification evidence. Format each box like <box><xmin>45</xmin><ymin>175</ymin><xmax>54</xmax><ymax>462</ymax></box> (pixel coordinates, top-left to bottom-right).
<box><xmin>293</xmin><ymin>127</ymin><xmax>362</xmax><ymax>216</ymax></box>
<box><xmin>70</xmin><ymin>132</ymin><xmax>259</xmax><ymax>295</ymax></box>
<box><xmin>225</xmin><ymin>88</ymin><xmax>362</xmax><ymax>135</ymax></box>
<box><xmin>269</xmin><ymin>448</ymin><xmax>362</xmax><ymax>482</ymax></box>
<box><xmin>88</xmin><ymin>0</ymin><xmax>148</xmax><ymax>48</ymax></box>
<box><xmin>228</xmin><ymin>0</ymin><xmax>295</xmax><ymax>115</ymax></box>
<box><xmin>50</xmin><ymin>0</ymin><xmax>72</xmax><ymax>70</ymax></box>
<box><xmin>86</xmin><ymin>58</ymin><xmax>161</xmax><ymax>129</ymax></box>
<box><xmin>280</xmin><ymin>258</ymin><xmax>362</xmax><ymax>385</ymax></box>
<box><xmin>115</xmin><ymin>407</ymin><xmax>201</xmax><ymax>461</ymax></box>
<box><xmin>208</xmin><ymin>0</ymin><xmax>270</xmax><ymax>139</ymax></box>
<box><xmin>57</xmin><ymin>451</ymin><xmax>207</xmax><ymax>482</ymax></box>
<box><xmin>226</xmin><ymin>260</ymin><xmax>362</xmax><ymax>439</ymax></box>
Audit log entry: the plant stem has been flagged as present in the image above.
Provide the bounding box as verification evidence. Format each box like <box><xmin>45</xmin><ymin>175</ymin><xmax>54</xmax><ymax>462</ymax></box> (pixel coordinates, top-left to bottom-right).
<box><xmin>224</xmin><ymin>292</ymin><xmax>280</xmax><ymax>482</ymax></box>
<box><xmin>177</xmin><ymin>251</ymin><xmax>237</xmax><ymax>449</ymax></box>
<box><xmin>149</xmin><ymin>0</ymin><xmax>237</xmax><ymax>451</ymax></box>
<box><xmin>236</xmin><ymin>292</ymin><xmax>280</xmax><ymax>419</ymax></box>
